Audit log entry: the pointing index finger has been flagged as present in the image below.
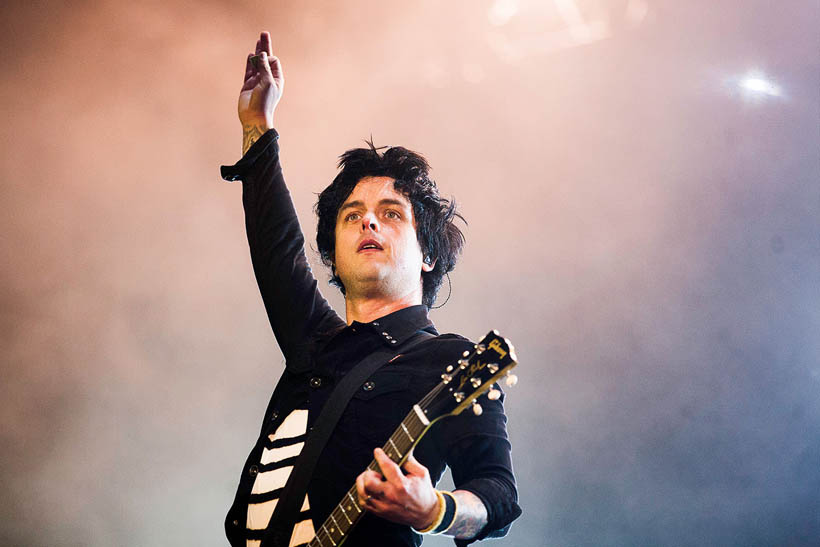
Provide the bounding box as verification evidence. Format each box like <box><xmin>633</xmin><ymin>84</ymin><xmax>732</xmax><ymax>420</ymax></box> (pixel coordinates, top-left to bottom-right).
<box><xmin>374</xmin><ymin>448</ymin><xmax>403</xmax><ymax>484</ymax></box>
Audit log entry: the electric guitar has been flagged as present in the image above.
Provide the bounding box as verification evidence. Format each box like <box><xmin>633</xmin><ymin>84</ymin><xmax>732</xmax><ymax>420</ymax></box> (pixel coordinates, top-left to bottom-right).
<box><xmin>295</xmin><ymin>330</ymin><xmax>518</xmax><ymax>547</ymax></box>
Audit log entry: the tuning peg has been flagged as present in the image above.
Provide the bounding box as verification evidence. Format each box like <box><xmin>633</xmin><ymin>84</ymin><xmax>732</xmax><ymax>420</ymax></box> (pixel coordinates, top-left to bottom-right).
<box><xmin>470</xmin><ymin>377</ymin><xmax>481</xmax><ymax>388</ymax></box>
<box><xmin>487</xmin><ymin>388</ymin><xmax>501</xmax><ymax>400</ymax></box>
<box><xmin>472</xmin><ymin>401</ymin><xmax>483</xmax><ymax>415</ymax></box>
<box><xmin>505</xmin><ymin>373</ymin><xmax>518</xmax><ymax>387</ymax></box>
<box><xmin>454</xmin><ymin>392</ymin><xmax>465</xmax><ymax>402</ymax></box>
<box><xmin>487</xmin><ymin>363</ymin><xmax>499</xmax><ymax>374</ymax></box>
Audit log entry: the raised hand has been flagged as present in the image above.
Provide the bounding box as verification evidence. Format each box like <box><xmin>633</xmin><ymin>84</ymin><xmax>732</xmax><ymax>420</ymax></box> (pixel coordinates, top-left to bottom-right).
<box><xmin>238</xmin><ymin>31</ymin><xmax>284</xmax><ymax>154</ymax></box>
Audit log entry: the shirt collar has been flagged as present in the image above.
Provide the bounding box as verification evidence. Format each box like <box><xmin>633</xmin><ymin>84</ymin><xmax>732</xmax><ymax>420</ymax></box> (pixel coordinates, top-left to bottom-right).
<box><xmin>354</xmin><ymin>304</ymin><xmax>436</xmax><ymax>347</ymax></box>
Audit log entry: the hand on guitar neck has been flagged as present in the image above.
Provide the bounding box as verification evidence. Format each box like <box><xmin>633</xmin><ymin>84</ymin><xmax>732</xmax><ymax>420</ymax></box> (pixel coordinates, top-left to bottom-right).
<box><xmin>355</xmin><ymin>448</ymin><xmax>489</xmax><ymax>539</ymax></box>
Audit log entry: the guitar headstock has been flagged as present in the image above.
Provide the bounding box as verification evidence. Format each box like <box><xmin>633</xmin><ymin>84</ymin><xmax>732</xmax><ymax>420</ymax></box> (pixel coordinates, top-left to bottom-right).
<box><xmin>421</xmin><ymin>330</ymin><xmax>518</xmax><ymax>422</ymax></box>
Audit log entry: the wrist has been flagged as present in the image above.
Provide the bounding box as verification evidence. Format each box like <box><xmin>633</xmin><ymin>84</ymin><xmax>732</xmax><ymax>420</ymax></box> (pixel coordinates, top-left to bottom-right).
<box><xmin>241</xmin><ymin>122</ymin><xmax>273</xmax><ymax>155</ymax></box>
<box><xmin>413</xmin><ymin>490</ymin><xmax>458</xmax><ymax>535</ymax></box>
<box><xmin>241</xmin><ymin>118</ymin><xmax>274</xmax><ymax>132</ymax></box>
<box><xmin>413</xmin><ymin>489</ymin><xmax>445</xmax><ymax>533</ymax></box>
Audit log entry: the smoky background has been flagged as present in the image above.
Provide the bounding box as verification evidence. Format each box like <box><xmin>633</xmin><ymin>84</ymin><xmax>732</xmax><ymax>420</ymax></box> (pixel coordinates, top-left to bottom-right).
<box><xmin>1</xmin><ymin>1</ymin><xmax>818</xmax><ymax>545</ymax></box>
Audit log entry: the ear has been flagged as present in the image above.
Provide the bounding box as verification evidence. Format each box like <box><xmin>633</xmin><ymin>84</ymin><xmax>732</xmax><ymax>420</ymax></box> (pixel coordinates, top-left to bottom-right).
<box><xmin>421</xmin><ymin>256</ymin><xmax>436</xmax><ymax>273</ymax></box>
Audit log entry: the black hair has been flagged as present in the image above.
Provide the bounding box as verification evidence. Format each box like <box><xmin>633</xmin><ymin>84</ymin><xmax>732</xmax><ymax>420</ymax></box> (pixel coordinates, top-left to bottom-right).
<box><xmin>315</xmin><ymin>141</ymin><xmax>465</xmax><ymax>308</ymax></box>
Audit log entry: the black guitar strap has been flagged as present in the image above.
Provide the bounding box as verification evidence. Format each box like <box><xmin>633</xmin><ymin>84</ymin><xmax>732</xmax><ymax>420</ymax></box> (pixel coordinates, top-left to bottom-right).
<box><xmin>261</xmin><ymin>329</ymin><xmax>436</xmax><ymax>547</ymax></box>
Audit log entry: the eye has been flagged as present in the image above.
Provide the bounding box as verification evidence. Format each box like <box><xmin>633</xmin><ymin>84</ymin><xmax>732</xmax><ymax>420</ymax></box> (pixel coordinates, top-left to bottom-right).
<box><xmin>345</xmin><ymin>212</ymin><xmax>361</xmax><ymax>222</ymax></box>
<box><xmin>385</xmin><ymin>210</ymin><xmax>401</xmax><ymax>220</ymax></box>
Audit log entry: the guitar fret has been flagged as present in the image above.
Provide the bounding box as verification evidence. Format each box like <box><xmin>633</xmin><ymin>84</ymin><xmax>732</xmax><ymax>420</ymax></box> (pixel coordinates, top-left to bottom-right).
<box><xmin>387</xmin><ymin>437</ymin><xmax>400</xmax><ymax>459</ymax></box>
<box><xmin>321</xmin><ymin>524</ymin><xmax>337</xmax><ymax>547</ymax></box>
<box><xmin>312</xmin><ymin>529</ymin><xmax>327</xmax><ymax>547</ymax></box>
<box><xmin>401</xmin><ymin>422</ymin><xmax>414</xmax><ymax>442</ymax></box>
<box><xmin>346</xmin><ymin>491</ymin><xmax>360</xmax><ymax>513</ymax></box>
<box><xmin>336</xmin><ymin>507</ymin><xmax>349</xmax><ymax>527</ymax></box>
<box><xmin>340</xmin><ymin>505</ymin><xmax>353</xmax><ymax>525</ymax></box>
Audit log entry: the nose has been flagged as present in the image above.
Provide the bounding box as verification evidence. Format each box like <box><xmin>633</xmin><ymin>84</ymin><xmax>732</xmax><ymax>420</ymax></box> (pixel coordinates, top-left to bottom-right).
<box><xmin>361</xmin><ymin>212</ymin><xmax>379</xmax><ymax>232</ymax></box>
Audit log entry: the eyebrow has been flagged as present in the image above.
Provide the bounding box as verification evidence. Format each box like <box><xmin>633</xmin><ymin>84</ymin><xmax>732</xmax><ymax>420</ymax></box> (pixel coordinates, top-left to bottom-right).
<box><xmin>338</xmin><ymin>198</ymin><xmax>409</xmax><ymax>214</ymax></box>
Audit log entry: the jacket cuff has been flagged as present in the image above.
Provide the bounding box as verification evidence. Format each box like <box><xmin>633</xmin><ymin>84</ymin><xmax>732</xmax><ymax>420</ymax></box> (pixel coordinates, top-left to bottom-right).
<box><xmin>453</xmin><ymin>477</ymin><xmax>522</xmax><ymax>546</ymax></box>
<box><xmin>220</xmin><ymin>128</ymin><xmax>280</xmax><ymax>182</ymax></box>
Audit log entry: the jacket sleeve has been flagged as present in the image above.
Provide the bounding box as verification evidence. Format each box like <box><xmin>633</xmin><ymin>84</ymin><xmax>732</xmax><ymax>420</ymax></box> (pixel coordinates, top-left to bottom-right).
<box><xmin>433</xmin><ymin>387</ymin><xmax>522</xmax><ymax>546</ymax></box>
<box><xmin>221</xmin><ymin>129</ymin><xmax>343</xmax><ymax>366</ymax></box>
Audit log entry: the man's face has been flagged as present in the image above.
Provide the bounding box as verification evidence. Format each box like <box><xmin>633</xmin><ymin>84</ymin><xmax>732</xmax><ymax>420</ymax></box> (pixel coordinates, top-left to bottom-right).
<box><xmin>333</xmin><ymin>176</ymin><xmax>433</xmax><ymax>301</ymax></box>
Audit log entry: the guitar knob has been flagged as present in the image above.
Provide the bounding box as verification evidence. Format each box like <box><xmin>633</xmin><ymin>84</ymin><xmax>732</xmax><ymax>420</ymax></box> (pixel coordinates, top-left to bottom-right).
<box><xmin>472</xmin><ymin>402</ymin><xmax>483</xmax><ymax>415</ymax></box>
<box><xmin>505</xmin><ymin>373</ymin><xmax>518</xmax><ymax>387</ymax></box>
<box><xmin>488</xmin><ymin>388</ymin><xmax>501</xmax><ymax>400</ymax></box>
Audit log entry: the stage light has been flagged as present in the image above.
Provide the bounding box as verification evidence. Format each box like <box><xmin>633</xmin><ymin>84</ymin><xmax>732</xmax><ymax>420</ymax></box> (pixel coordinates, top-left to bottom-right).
<box><xmin>738</xmin><ymin>74</ymin><xmax>781</xmax><ymax>98</ymax></box>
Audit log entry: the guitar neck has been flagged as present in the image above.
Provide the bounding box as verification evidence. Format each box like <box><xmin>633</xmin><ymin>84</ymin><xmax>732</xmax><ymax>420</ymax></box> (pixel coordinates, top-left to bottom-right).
<box><xmin>307</xmin><ymin>405</ymin><xmax>433</xmax><ymax>547</ymax></box>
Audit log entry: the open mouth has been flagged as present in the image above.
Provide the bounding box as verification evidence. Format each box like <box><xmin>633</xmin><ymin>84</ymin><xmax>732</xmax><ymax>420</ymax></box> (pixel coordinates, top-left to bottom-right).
<box><xmin>358</xmin><ymin>239</ymin><xmax>384</xmax><ymax>252</ymax></box>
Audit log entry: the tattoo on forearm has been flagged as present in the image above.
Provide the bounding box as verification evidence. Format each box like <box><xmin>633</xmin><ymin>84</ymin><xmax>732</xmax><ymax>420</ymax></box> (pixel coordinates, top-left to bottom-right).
<box><xmin>242</xmin><ymin>124</ymin><xmax>265</xmax><ymax>155</ymax></box>
<box><xmin>442</xmin><ymin>490</ymin><xmax>488</xmax><ymax>540</ymax></box>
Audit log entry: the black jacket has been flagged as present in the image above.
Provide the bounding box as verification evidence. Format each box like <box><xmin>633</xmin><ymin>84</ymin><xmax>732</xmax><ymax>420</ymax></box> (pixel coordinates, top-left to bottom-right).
<box><xmin>220</xmin><ymin>130</ymin><xmax>521</xmax><ymax>546</ymax></box>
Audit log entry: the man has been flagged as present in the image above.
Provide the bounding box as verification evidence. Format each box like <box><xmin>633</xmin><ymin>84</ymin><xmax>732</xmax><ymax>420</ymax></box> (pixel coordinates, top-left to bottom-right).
<box><xmin>221</xmin><ymin>32</ymin><xmax>521</xmax><ymax>547</ymax></box>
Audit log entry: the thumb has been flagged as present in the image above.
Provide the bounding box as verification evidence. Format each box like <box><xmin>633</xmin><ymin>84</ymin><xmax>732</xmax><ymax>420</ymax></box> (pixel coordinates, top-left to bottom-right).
<box><xmin>402</xmin><ymin>450</ymin><xmax>429</xmax><ymax>478</ymax></box>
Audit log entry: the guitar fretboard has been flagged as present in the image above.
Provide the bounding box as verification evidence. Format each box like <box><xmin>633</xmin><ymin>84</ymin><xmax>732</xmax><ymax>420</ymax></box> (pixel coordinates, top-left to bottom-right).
<box><xmin>306</xmin><ymin>405</ymin><xmax>431</xmax><ymax>547</ymax></box>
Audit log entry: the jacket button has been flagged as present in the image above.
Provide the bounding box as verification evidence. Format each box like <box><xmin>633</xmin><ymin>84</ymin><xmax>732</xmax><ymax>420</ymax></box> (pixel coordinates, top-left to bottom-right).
<box><xmin>309</xmin><ymin>377</ymin><xmax>322</xmax><ymax>388</ymax></box>
<box><xmin>271</xmin><ymin>411</ymin><xmax>279</xmax><ymax>421</ymax></box>
<box><xmin>249</xmin><ymin>465</ymin><xmax>258</xmax><ymax>477</ymax></box>
<box><xmin>363</xmin><ymin>381</ymin><xmax>375</xmax><ymax>391</ymax></box>
<box><xmin>232</xmin><ymin>519</ymin><xmax>239</xmax><ymax>527</ymax></box>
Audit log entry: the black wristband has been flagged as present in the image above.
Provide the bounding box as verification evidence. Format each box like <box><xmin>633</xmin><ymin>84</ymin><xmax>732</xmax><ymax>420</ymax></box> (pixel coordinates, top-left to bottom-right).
<box><xmin>432</xmin><ymin>491</ymin><xmax>458</xmax><ymax>534</ymax></box>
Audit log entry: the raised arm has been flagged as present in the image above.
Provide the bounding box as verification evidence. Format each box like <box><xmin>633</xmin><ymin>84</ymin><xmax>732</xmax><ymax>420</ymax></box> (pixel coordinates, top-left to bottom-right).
<box><xmin>223</xmin><ymin>32</ymin><xmax>342</xmax><ymax>364</ymax></box>
<box><xmin>238</xmin><ymin>31</ymin><xmax>283</xmax><ymax>154</ymax></box>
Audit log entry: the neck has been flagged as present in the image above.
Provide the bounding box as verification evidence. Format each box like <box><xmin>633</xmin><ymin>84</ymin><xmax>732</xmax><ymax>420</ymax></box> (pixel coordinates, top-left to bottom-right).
<box><xmin>344</xmin><ymin>290</ymin><xmax>423</xmax><ymax>324</ymax></box>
